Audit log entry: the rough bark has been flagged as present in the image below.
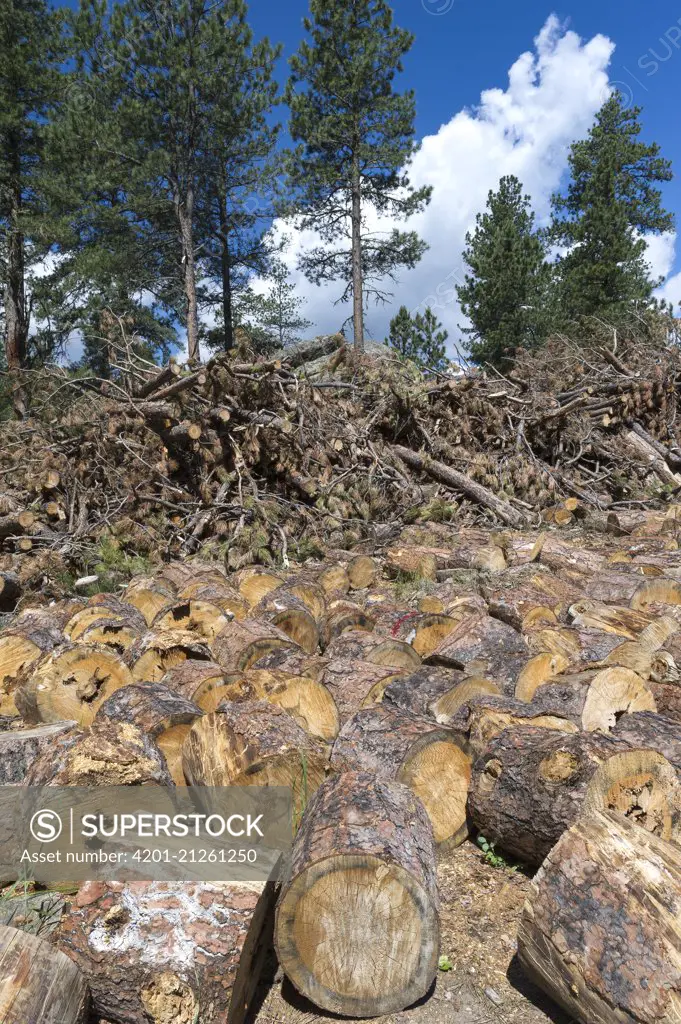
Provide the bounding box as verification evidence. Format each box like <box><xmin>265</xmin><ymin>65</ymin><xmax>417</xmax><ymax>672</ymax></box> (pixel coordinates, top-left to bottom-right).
<box><xmin>323</xmin><ymin>629</ymin><xmax>420</xmax><ymax>669</ymax></box>
<box><xmin>124</xmin><ymin>629</ymin><xmax>212</xmax><ymax>683</ymax></box>
<box><xmin>614</xmin><ymin>710</ymin><xmax>681</xmax><ymax>773</ymax></box>
<box><xmin>152</xmin><ymin>598</ymin><xmax>232</xmax><ymax>643</ymax></box>
<box><xmin>0</xmin><ymin>721</ymin><xmax>76</xmax><ymax>785</ymax></box>
<box><xmin>469</xmin><ymin>726</ymin><xmax>681</xmax><ymax>865</ymax></box>
<box><xmin>24</xmin><ymin>718</ymin><xmax>173</xmax><ymax>787</ymax></box>
<box><xmin>0</xmin><ymin>612</ymin><xmax>67</xmax><ymax>717</ymax></box>
<box><xmin>212</xmin><ymin>618</ymin><xmax>297</xmax><ymax>671</ymax></box>
<box><xmin>57</xmin><ymin>878</ymin><xmax>278</xmax><ymax>1024</ymax></box>
<box><xmin>331</xmin><ymin>704</ymin><xmax>471</xmax><ymax>845</ymax></box>
<box><xmin>529</xmin><ymin>667</ymin><xmax>657</xmax><ymax>731</ymax></box>
<box><xmin>427</xmin><ymin>612</ymin><xmax>529</xmax><ymax>695</ymax></box>
<box><xmin>160</xmin><ymin>659</ymin><xmax>227</xmax><ymax>706</ymax></box>
<box><xmin>0</xmin><ymin>923</ymin><xmax>89</xmax><ymax>1023</ymax></box>
<box><xmin>94</xmin><ymin>682</ymin><xmax>203</xmax><ymax>785</ymax></box>
<box><xmin>482</xmin><ymin>565</ymin><xmax>582</xmax><ymax>632</ymax></box>
<box><xmin>275</xmin><ymin>771</ymin><xmax>439</xmax><ymax>1017</ymax></box>
<box><xmin>518</xmin><ymin>809</ymin><xmax>681</xmax><ymax>1024</ymax></box>
<box><xmin>321</xmin><ymin>657</ymin><xmax>404</xmax><ymax>722</ymax></box>
<box><xmin>449</xmin><ymin>693</ymin><xmax>578</xmax><ymax>757</ymax></box>
<box><xmin>182</xmin><ymin>700</ymin><xmax>330</xmax><ymax>807</ymax></box>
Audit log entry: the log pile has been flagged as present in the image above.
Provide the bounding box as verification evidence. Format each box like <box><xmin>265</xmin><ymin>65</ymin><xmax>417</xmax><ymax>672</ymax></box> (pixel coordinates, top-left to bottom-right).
<box><xmin>3</xmin><ymin>329</ymin><xmax>681</xmax><ymax>613</ymax></box>
<box><xmin>5</xmin><ymin>404</ymin><xmax>681</xmax><ymax>1018</ymax></box>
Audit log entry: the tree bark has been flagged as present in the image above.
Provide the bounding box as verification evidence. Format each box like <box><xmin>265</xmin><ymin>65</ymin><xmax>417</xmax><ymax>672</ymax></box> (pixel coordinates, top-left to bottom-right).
<box><xmin>176</xmin><ymin>185</ymin><xmax>199</xmax><ymax>364</ymax></box>
<box><xmin>124</xmin><ymin>629</ymin><xmax>212</xmax><ymax>683</ymax></box>
<box><xmin>0</xmin><ymin>924</ymin><xmax>89</xmax><ymax>1023</ymax></box>
<box><xmin>220</xmin><ymin>197</ymin><xmax>235</xmax><ymax>351</ymax></box>
<box><xmin>94</xmin><ymin>682</ymin><xmax>203</xmax><ymax>785</ymax></box>
<box><xmin>614</xmin><ymin>710</ymin><xmax>681</xmax><ymax>773</ymax></box>
<box><xmin>212</xmin><ymin>617</ymin><xmax>297</xmax><ymax>672</ymax></box>
<box><xmin>518</xmin><ymin>809</ymin><xmax>681</xmax><ymax>1024</ymax></box>
<box><xmin>182</xmin><ymin>700</ymin><xmax>330</xmax><ymax>808</ymax></box>
<box><xmin>0</xmin><ymin>721</ymin><xmax>76</xmax><ymax>785</ymax></box>
<box><xmin>529</xmin><ymin>667</ymin><xmax>656</xmax><ymax>731</ymax></box>
<box><xmin>392</xmin><ymin>445</ymin><xmax>527</xmax><ymax>527</ymax></box>
<box><xmin>427</xmin><ymin>612</ymin><xmax>530</xmax><ymax>695</ymax></box>
<box><xmin>57</xmin><ymin>878</ymin><xmax>278</xmax><ymax>1024</ymax></box>
<box><xmin>275</xmin><ymin>772</ymin><xmax>439</xmax><ymax>1017</ymax></box>
<box><xmin>331</xmin><ymin>704</ymin><xmax>471</xmax><ymax>845</ymax></box>
<box><xmin>321</xmin><ymin>657</ymin><xmax>404</xmax><ymax>722</ymax></box>
<box><xmin>447</xmin><ymin>693</ymin><xmax>578</xmax><ymax>757</ymax></box>
<box><xmin>469</xmin><ymin>726</ymin><xmax>681</xmax><ymax>865</ymax></box>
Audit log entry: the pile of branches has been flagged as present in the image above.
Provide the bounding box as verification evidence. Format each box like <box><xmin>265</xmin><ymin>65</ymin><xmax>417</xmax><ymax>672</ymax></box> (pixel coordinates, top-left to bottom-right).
<box><xmin>2</xmin><ymin>327</ymin><xmax>681</xmax><ymax>605</ymax></box>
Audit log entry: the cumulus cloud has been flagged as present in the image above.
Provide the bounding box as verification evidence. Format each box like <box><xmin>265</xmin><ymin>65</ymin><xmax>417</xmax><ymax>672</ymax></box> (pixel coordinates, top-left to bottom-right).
<box><xmin>261</xmin><ymin>15</ymin><xmax>618</xmax><ymax>350</ymax></box>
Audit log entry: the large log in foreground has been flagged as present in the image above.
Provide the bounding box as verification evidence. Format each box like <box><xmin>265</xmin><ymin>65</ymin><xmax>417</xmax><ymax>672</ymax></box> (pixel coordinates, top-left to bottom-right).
<box><xmin>468</xmin><ymin>726</ymin><xmax>681</xmax><ymax>865</ymax></box>
<box><xmin>518</xmin><ymin>809</ymin><xmax>681</xmax><ymax>1024</ymax></box>
<box><xmin>57</xmin><ymin>879</ymin><xmax>277</xmax><ymax>1024</ymax></box>
<box><xmin>275</xmin><ymin>771</ymin><xmax>439</xmax><ymax>1017</ymax></box>
<box><xmin>331</xmin><ymin>704</ymin><xmax>471</xmax><ymax>845</ymax></box>
<box><xmin>0</xmin><ymin>923</ymin><xmax>89</xmax><ymax>1023</ymax></box>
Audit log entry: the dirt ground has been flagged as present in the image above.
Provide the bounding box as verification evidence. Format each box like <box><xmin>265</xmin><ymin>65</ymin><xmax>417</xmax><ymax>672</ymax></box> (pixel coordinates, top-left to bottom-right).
<box><xmin>253</xmin><ymin>840</ymin><xmax>572</xmax><ymax>1024</ymax></box>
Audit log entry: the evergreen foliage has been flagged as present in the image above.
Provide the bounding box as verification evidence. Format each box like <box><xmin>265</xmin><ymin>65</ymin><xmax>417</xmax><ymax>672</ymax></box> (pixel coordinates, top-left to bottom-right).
<box><xmin>285</xmin><ymin>0</ymin><xmax>431</xmax><ymax>351</ymax></box>
<box><xmin>387</xmin><ymin>304</ymin><xmax>448</xmax><ymax>371</ymax></box>
<box><xmin>457</xmin><ymin>175</ymin><xmax>552</xmax><ymax>368</ymax></box>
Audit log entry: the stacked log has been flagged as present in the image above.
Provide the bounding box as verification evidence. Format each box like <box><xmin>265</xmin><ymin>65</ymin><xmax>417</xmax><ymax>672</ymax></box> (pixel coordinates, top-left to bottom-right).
<box><xmin>275</xmin><ymin>772</ymin><xmax>439</xmax><ymax>1017</ymax></box>
<box><xmin>0</xmin><ymin>923</ymin><xmax>89</xmax><ymax>1023</ymax></box>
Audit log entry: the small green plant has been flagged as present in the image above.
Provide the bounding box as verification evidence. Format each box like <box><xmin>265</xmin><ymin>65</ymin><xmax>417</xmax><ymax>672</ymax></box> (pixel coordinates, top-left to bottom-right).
<box><xmin>393</xmin><ymin>570</ymin><xmax>435</xmax><ymax>603</ymax></box>
<box><xmin>477</xmin><ymin>835</ymin><xmax>516</xmax><ymax>870</ymax></box>
<box><xmin>438</xmin><ymin>954</ymin><xmax>453</xmax><ymax>972</ymax></box>
<box><xmin>82</xmin><ymin>536</ymin><xmax>153</xmax><ymax>593</ymax></box>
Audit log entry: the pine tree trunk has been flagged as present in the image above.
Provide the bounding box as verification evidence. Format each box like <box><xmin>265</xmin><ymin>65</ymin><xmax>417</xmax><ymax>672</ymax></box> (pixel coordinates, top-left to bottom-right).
<box><xmin>177</xmin><ymin>187</ymin><xmax>199</xmax><ymax>363</ymax></box>
<box><xmin>4</xmin><ymin>138</ymin><xmax>29</xmax><ymax>419</ymax></box>
<box><xmin>220</xmin><ymin>201</ymin><xmax>234</xmax><ymax>351</ymax></box>
<box><xmin>350</xmin><ymin>145</ymin><xmax>364</xmax><ymax>353</ymax></box>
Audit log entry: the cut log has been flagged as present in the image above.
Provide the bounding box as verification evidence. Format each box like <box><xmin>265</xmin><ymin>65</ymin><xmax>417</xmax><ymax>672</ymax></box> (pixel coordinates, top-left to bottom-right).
<box><xmin>0</xmin><ymin>509</ymin><xmax>35</xmax><ymax>540</ymax></box>
<box><xmin>515</xmin><ymin>652</ymin><xmax>571</xmax><ymax>701</ymax></box>
<box><xmin>347</xmin><ymin>555</ymin><xmax>378</xmax><ymax>589</ymax></box>
<box><xmin>256</xmin><ymin>590</ymin><xmax>320</xmax><ymax>655</ymax></box>
<box><xmin>0</xmin><ymin>721</ymin><xmax>76</xmax><ymax>784</ymax></box>
<box><xmin>318</xmin><ymin>564</ymin><xmax>350</xmax><ymax>596</ymax></box>
<box><xmin>152</xmin><ymin>598</ymin><xmax>232</xmax><ymax>642</ymax></box>
<box><xmin>625</xmin><ymin>426</ymin><xmax>681</xmax><ymax>489</ymax></box>
<box><xmin>427</xmin><ymin>613</ymin><xmax>530</xmax><ymax>695</ymax></box>
<box><xmin>323</xmin><ymin>629</ymin><xmax>421</xmax><ymax>669</ymax></box>
<box><xmin>392</xmin><ymin>444</ymin><xmax>526</xmax><ymax>527</ymax></box>
<box><xmin>16</xmin><ymin>643</ymin><xmax>134</xmax><ymax>727</ymax></box>
<box><xmin>321</xmin><ymin>599</ymin><xmax>374</xmax><ymax>646</ymax></box>
<box><xmin>0</xmin><ymin>923</ymin><xmax>89</xmax><ymax>1023</ymax></box>
<box><xmin>0</xmin><ymin>612</ymin><xmax>67</xmax><ymax>716</ymax></box>
<box><xmin>161</xmin><ymin>659</ymin><xmax>227</xmax><ymax>707</ymax></box>
<box><xmin>250</xmin><ymin>647</ymin><xmax>328</xmax><ymax>682</ymax></box>
<box><xmin>0</xmin><ymin>571</ymin><xmax>20</xmax><ymax>612</ymax></box>
<box><xmin>229</xmin><ymin>567</ymin><xmax>283</xmax><ymax>609</ymax></box>
<box><xmin>125</xmin><ymin>629</ymin><xmax>212</xmax><ymax>683</ymax></box>
<box><xmin>124</xmin><ymin>575</ymin><xmax>176</xmax><ymax>626</ymax></box>
<box><xmin>468</xmin><ymin>726</ymin><xmax>681</xmax><ymax>865</ymax></box>
<box><xmin>64</xmin><ymin>595</ymin><xmax>146</xmax><ymax>641</ymax></box>
<box><xmin>380</xmin><ymin>665</ymin><xmax>469</xmax><ymax>718</ymax></box>
<box><xmin>275</xmin><ymin>771</ymin><xmax>439</xmax><ymax>1017</ymax></box>
<box><xmin>614</xmin><ymin>711</ymin><xmax>681</xmax><ymax>773</ymax></box>
<box><xmin>630</xmin><ymin>577</ymin><xmax>681</xmax><ymax>614</ymax></box>
<box><xmin>331</xmin><ymin>705</ymin><xmax>471</xmax><ymax>845</ymax></box>
<box><xmin>24</xmin><ymin>718</ymin><xmax>173</xmax><ymax>786</ymax></box>
<box><xmin>517</xmin><ymin>809</ymin><xmax>681</xmax><ymax>1024</ymax></box>
<box><xmin>94</xmin><ymin>683</ymin><xmax>203</xmax><ymax>785</ymax></box>
<box><xmin>212</xmin><ymin>618</ymin><xmax>297</xmax><ymax>671</ymax></box>
<box><xmin>182</xmin><ymin>701</ymin><xmax>330</xmax><ymax>809</ymax></box>
<box><xmin>57</xmin><ymin>878</ymin><xmax>278</xmax><ymax>1024</ymax></box>
<box><xmin>374</xmin><ymin>609</ymin><xmax>461</xmax><ymax>658</ymax></box>
<box><xmin>321</xmin><ymin>658</ymin><xmax>404</xmax><ymax>722</ymax></box>
<box><xmin>176</xmin><ymin>579</ymin><xmax>249</xmax><ymax>619</ymax></box>
<box><xmin>449</xmin><ymin>694</ymin><xmax>578</xmax><ymax>757</ymax></box>
<box><xmin>568</xmin><ymin>598</ymin><xmax>656</xmax><ymax>639</ymax></box>
<box><xmin>385</xmin><ymin>546</ymin><xmax>438</xmax><ymax>581</ymax></box>
<box><xmin>482</xmin><ymin>566</ymin><xmax>582</xmax><ymax>632</ymax></box>
<box><xmin>204</xmin><ymin>669</ymin><xmax>339</xmax><ymax>742</ymax></box>
<box><xmin>530</xmin><ymin>666</ymin><xmax>657</xmax><ymax>731</ymax></box>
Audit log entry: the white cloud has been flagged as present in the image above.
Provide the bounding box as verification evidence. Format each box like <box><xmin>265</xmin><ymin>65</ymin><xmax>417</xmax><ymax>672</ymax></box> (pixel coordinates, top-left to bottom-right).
<box><xmin>259</xmin><ymin>15</ymin><xmax>619</xmax><ymax>350</ymax></box>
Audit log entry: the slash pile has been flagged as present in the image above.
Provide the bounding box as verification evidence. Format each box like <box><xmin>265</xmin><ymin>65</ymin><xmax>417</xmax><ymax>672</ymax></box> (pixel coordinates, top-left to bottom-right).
<box><xmin>3</xmin><ymin>511</ymin><xmax>681</xmax><ymax>1023</ymax></box>
<box><xmin>3</xmin><ymin>328</ymin><xmax>681</xmax><ymax>613</ymax></box>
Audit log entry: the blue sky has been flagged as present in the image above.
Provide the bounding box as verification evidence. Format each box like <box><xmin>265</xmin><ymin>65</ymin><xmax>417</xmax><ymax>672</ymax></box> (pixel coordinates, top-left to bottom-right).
<box><xmin>60</xmin><ymin>0</ymin><xmax>681</xmax><ymax>351</ymax></box>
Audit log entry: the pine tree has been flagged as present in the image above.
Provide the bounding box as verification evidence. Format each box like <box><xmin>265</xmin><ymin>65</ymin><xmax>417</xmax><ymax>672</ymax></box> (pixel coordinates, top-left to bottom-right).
<box><xmin>551</xmin><ymin>93</ymin><xmax>673</xmax><ymax>323</ymax></box>
<box><xmin>285</xmin><ymin>0</ymin><xmax>431</xmax><ymax>353</ymax></box>
<box><xmin>0</xmin><ymin>0</ymin><xmax>66</xmax><ymax>415</ymax></box>
<box><xmin>457</xmin><ymin>175</ymin><xmax>552</xmax><ymax>368</ymax></box>
<box><xmin>387</xmin><ymin>304</ymin><xmax>448</xmax><ymax>371</ymax></box>
<box><xmin>250</xmin><ymin>261</ymin><xmax>313</xmax><ymax>348</ymax></box>
<box><xmin>71</xmin><ymin>0</ymin><xmax>281</xmax><ymax>363</ymax></box>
